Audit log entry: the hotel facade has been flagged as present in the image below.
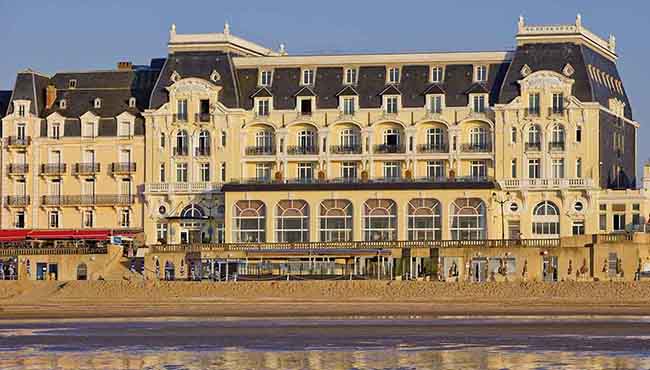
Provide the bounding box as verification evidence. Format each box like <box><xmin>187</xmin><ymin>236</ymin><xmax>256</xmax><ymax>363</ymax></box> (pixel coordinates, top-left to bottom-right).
<box><xmin>0</xmin><ymin>16</ymin><xmax>646</xmax><ymax>252</ymax></box>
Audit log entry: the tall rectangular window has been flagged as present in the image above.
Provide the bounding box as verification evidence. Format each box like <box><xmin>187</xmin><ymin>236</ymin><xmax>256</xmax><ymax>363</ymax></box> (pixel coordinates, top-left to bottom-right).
<box><xmin>83</xmin><ymin>210</ymin><xmax>94</xmax><ymax>228</ymax></box>
<box><xmin>576</xmin><ymin>158</ymin><xmax>582</xmax><ymax>178</ymax></box>
<box><xmin>51</xmin><ymin>123</ymin><xmax>61</xmax><ymax>139</ymax></box>
<box><xmin>343</xmin><ymin>97</ymin><xmax>355</xmax><ymax>115</ymax></box>
<box><xmin>256</xmin><ymin>163</ymin><xmax>272</xmax><ymax>181</ymax></box>
<box><xmin>341</xmin><ymin>162</ymin><xmax>357</xmax><ymax>179</ymax></box>
<box><xmin>470</xmin><ymin>160</ymin><xmax>487</xmax><ymax>179</ymax></box>
<box><xmin>156</xmin><ymin>223</ymin><xmax>168</xmax><ymax>243</ymax></box>
<box><xmin>386</xmin><ymin>96</ymin><xmax>398</xmax><ymax>114</ymax></box>
<box><xmin>49</xmin><ymin>211</ymin><xmax>60</xmax><ymax>228</ymax></box>
<box><xmin>528</xmin><ymin>159</ymin><xmax>541</xmax><ymax>179</ymax></box>
<box><xmin>552</xmin><ymin>93</ymin><xmax>564</xmax><ymax>113</ymax></box>
<box><xmin>302</xmin><ymin>69</ymin><xmax>314</xmax><ymax>85</ymax></box>
<box><xmin>427</xmin><ymin>160</ymin><xmax>445</xmax><ymax>179</ymax></box>
<box><xmin>257</xmin><ymin>99</ymin><xmax>270</xmax><ymax>116</ymax></box>
<box><xmin>572</xmin><ymin>220</ymin><xmax>585</xmax><ymax>235</ymax></box>
<box><xmin>344</xmin><ymin>68</ymin><xmax>357</xmax><ymax>85</ymax></box>
<box><xmin>15</xmin><ymin>211</ymin><xmax>25</xmax><ymax>229</ymax></box>
<box><xmin>430</xmin><ymin>95</ymin><xmax>442</xmax><ymax>113</ymax></box>
<box><xmin>118</xmin><ymin>121</ymin><xmax>131</xmax><ymax>137</ymax></box>
<box><xmin>511</xmin><ymin>126</ymin><xmax>517</xmax><ymax>143</ymax></box>
<box><xmin>176</xmin><ymin>163</ymin><xmax>188</xmax><ymax>183</ymax></box>
<box><xmin>475</xmin><ymin>65</ymin><xmax>487</xmax><ymax>82</ymax></box>
<box><xmin>552</xmin><ymin>159</ymin><xmax>565</xmax><ymax>178</ymax></box>
<box><xmin>297</xmin><ymin>163</ymin><xmax>314</xmax><ymax>181</ymax></box>
<box><xmin>528</xmin><ymin>93</ymin><xmax>540</xmax><ymax>115</ymax></box>
<box><xmin>576</xmin><ymin>126</ymin><xmax>582</xmax><ymax>142</ymax></box>
<box><xmin>177</xmin><ymin>100</ymin><xmax>188</xmax><ymax>121</ymax></box>
<box><xmin>431</xmin><ymin>66</ymin><xmax>443</xmax><ymax>83</ymax></box>
<box><xmin>511</xmin><ymin>159</ymin><xmax>517</xmax><ymax>178</ymax></box>
<box><xmin>199</xmin><ymin>163</ymin><xmax>210</xmax><ymax>182</ymax></box>
<box><xmin>260</xmin><ymin>70</ymin><xmax>273</xmax><ymax>86</ymax></box>
<box><xmin>120</xmin><ymin>210</ymin><xmax>131</xmax><ymax>228</ymax></box>
<box><xmin>383</xmin><ymin>161</ymin><xmax>401</xmax><ymax>179</ymax></box>
<box><xmin>221</xmin><ymin>163</ymin><xmax>226</xmax><ymax>181</ymax></box>
<box><xmin>388</xmin><ymin>67</ymin><xmax>400</xmax><ymax>83</ymax></box>
<box><xmin>473</xmin><ymin>95</ymin><xmax>486</xmax><ymax>113</ymax></box>
<box><xmin>159</xmin><ymin>163</ymin><xmax>165</xmax><ymax>182</ymax></box>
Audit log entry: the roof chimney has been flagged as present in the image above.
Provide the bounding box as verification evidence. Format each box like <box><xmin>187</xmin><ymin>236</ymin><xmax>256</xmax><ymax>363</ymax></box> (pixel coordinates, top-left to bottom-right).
<box><xmin>117</xmin><ymin>61</ymin><xmax>133</xmax><ymax>70</ymax></box>
<box><xmin>45</xmin><ymin>84</ymin><xmax>57</xmax><ymax>110</ymax></box>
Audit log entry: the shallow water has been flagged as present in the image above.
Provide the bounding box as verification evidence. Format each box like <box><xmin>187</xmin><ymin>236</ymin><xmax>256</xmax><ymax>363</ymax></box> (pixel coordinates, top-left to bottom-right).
<box><xmin>0</xmin><ymin>316</ymin><xmax>649</xmax><ymax>369</ymax></box>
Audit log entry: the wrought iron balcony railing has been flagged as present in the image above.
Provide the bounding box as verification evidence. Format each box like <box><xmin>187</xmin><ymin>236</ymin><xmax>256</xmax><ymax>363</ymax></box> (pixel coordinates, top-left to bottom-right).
<box><xmin>41</xmin><ymin>194</ymin><xmax>134</xmax><ymax>206</ymax></box>
<box><xmin>173</xmin><ymin>146</ymin><xmax>189</xmax><ymax>156</ymax></box>
<box><xmin>374</xmin><ymin>144</ymin><xmax>405</xmax><ymax>154</ymax></box>
<box><xmin>548</xmin><ymin>141</ymin><xmax>565</xmax><ymax>151</ymax></box>
<box><xmin>330</xmin><ymin>145</ymin><xmax>362</xmax><ymax>154</ymax></box>
<box><xmin>110</xmin><ymin>162</ymin><xmax>136</xmax><ymax>174</ymax></box>
<box><xmin>72</xmin><ymin>163</ymin><xmax>100</xmax><ymax>175</ymax></box>
<box><xmin>195</xmin><ymin>147</ymin><xmax>211</xmax><ymax>156</ymax></box>
<box><xmin>417</xmin><ymin>143</ymin><xmax>448</xmax><ymax>153</ymax></box>
<box><xmin>287</xmin><ymin>145</ymin><xmax>318</xmax><ymax>155</ymax></box>
<box><xmin>525</xmin><ymin>142</ymin><xmax>542</xmax><ymax>151</ymax></box>
<box><xmin>195</xmin><ymin>113</ymin><xmax>211</xmax><ymax>122</ymax></box>
<box><xmin>5</xmin><ymin>195</ymin><xmax>30</xmax><ymax>206</ymax></box>
<box><xmin>6</xmin><ymin>164</ymin><xmax>28</xmax><ymax>174</ymax></box>
<box><xmin>40</xmin><ymin>163</ymin><xmax>67</xmax><ymax>175</ymax></box>
<box><xmin>4</xmin><ymin>136</ymin><xmax>31</xmax><ymax>146</ymax></box>
<box><xmin>460</xmin><ymin>143</ymin><xmax>492</xmax><ymax>153</ymax></box>
<box><xmin>245</xmin><ymin>146</ymin><xmax>276</xmax><ymax>156</ymax></box>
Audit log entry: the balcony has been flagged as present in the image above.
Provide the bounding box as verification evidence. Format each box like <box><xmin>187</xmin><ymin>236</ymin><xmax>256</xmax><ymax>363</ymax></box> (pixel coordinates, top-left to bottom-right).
<box><xmin>245</xmin><ymin>146</ymin><xmax>276</xmax><ymax>156</ymax></box>
<box><xmin>287</xmin><ymin>145</ymin><xmax>318</xmax><ymax>155</ymax></box>
<box><xmin>5</xmin><ymin>136</ymin><xmax>31</xmax><ymax>147</ymax></box>
<box><xmin>5</xmin><ymin>195</ymin><xmax>30</xmax><ymax>207</ymax></box>
<box><xmin>173</xmin><ymin>146</ymin><xmax>189</xmax><ymax>156</ymax></box>
<box><xmin>110</xmin><ymin>162</ymin><xmax>136</xmax><ymax>174</ymax></box>
<box><xmin>40</xmin><ymin>163</ymin><xmax>67</xmax><ymax>175</ymax></box>
<box><xmin>41</xmin><ymin>194</ymin><xmax>134</xmax><ymax>206</ymax></box>
<box><xmin>195</xmin><ymin>113</ymin><xmax>211</xmax><ymax>123</ymax></box>
<box><xmin>72</xmin><ymin>163</ymin><xmax>101</xmax><ymax>175</ymax></box>
<box><xmin>499</xmin><ymin>178</ymin><xmax>594</xmax><ymax>191</ymax></box>
<box><xmin>173</xmin><ymin>113</ymin><xmax>188</xmax><ymax>122</ymax></box>
<box><xmin>525</xmin><ymin>142</ymin><xmax>541</xmax><ymax>151</ymax></box>
<box><xmin>524</xmin><ymin>107</ymin><xmax>541</xmax><ymax>117</ymax></box>
<box><xmin>330</xmin><ymin>145</ymin><xmax>362</xmax><ymax>154</ymax></box>
<box><xmin>548</xmin><ymin>141</ymin><xmax>565</xmax><ymax>151</ymax></box>
<box><xmin>195</xmin><ymin>147</ymin><xmax>211</xmax><ymax>156</ymax></box>
<box><xmin>460</xmin><ymin>143</ymin><xmax>492</xmax><ymax>153</ymax></box>
<box><xmin>417</xmin><ymin>143</ymin><xmax>448</xmax><ymax>153</ymax></box>
<box><xmin>6</xmin><ymin>164</ymin><xmax>29</xmax><ymax>175</ymax></box>
<box><xmin>374</xmin><ymin>144</ymin><xmax>405</xmax><ymax>154</ymax></box>
<box><xmin>145</xmin><ymin>182</ymin><xmax>222</xmax><ymax>194</ymax></box>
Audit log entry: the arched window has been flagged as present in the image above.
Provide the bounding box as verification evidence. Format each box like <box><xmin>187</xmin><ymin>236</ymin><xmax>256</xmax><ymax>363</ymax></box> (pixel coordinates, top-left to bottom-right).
<box><xmin>176</xmin><ymin>130</ymin><xmax>188</xmax><ymax>155</ymax></box>
<box><xmin>198</xmin><ymin>130</ymin><xmax>210</xmax><ymax>155</ymax></box>
<box><xmin>528</xmin><ymin>124</ymin><xmax>541</xmax><ymax>144</ymax></box>
<box><xmin>551</xmin><ymin>124</ymin><xmax>565</xmax><ymax>144</ymax></box>
<box><xmin>469</xmin><ymin>127</ymin><xmax>488</xmax><ymax>147</ymax></box>
<box><xmin>363</xmin><ymin>199</ymin><xmax>397</xmax><ymax>241</ymax></box>
<box><xmin>320</xmin><ymin>200</ymin><xmax>353</xmax><ymax>241</ymax></box>
<box><xmin>532</xmin><ymin>201</ymin><xmax>560</xmax><ymax>237</ymax></box>
<box><xmin>339</xmin><ymin>128</ymin><xmax>359</xmax><ymax>147</ymax></box>
<box><xmin>275</xmin><ymin>200</ymin><xmax>309</xmax><ymax>242</ymax></box>
<box><xmin>297</xmin><ymin>130</ymin><xmax>316</xmax><ymax>149</ymax></box>
<box><xmin>181</xmin><ymin>204</ymin><xmax>205</xmax><ymax>219</ymax></box>
<box><xmin>233</xmin><ymin>200</ymin><xmax>266</xmax><ymax>242</ymax></box>
<box><xmin>450</xmin><ymin>198</ymin><xmax>486</xmax><ymax>240</ymax></box>
<box><xmin>426</xmin><ymin>128</ymin><xmax>444</xmax><ymax>149</ymax></box>
<box><xmin>408</xmin><ymin>198</ymin><xmax>441</xmax><ymax>240</ymax></box>
<box><xmin>76</xmin><ymin>263</ymin><xmax>88</xmax><ymax>280</ymax></box>
<box><xmin>383</xmin><ymin>128</ymin><xmax>400</xmax><ymax>146</ymax></box>
<box><xmin>255</xmin><ymin>130</ymin><xmax>274</xmax><ymax>149</ymax></box>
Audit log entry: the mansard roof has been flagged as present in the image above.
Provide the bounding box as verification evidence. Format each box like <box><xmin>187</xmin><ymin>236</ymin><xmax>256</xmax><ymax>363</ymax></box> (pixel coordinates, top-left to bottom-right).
<box><xmin>336</xmin><ymin>85</ymin><xmax>359</xmax><ymax>96</ymax></box>
<box><xmin>8</xmin><ymin>70</ymin><xmax>50</xmax><ymax>116</ymax></box>
<box><xmin>465</xmin><ymin>83</ymin><xmax>490</xmax><ymax>94</ymax></box>
<box><xmin>378</xmin><ymin>84</ymin><xmax>402</xmax><ymax>96</ymax></box>
<box><xmin>422</xmin><ymin>84</ymin><xmax>445</xmax><ymax>95</ymax></box>
<box><xmin>250</xmin><ymin>86</ymin><xmax>273</xmax><ymax>98</ymax></box>
<box><xmin>0</xmin><ymin>90</ymin><xmax>11</xmax><ymax>117</ymax></box>
<box><xmin>293</xmin><ymin>85</ymin><xmax>316</xmax><ymax>97</ymax></box>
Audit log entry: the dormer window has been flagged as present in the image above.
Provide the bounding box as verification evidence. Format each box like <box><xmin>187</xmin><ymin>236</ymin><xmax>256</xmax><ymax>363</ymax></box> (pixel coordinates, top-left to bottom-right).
<box><xmin>50</xmin><ymin>122</ymin><xmax>61</xmax><ymax>139</ymax></box>
<box><xmin>68</xmin><ymin>79</ymin><xmax>77</xmax><ymax>89</ymax></box>
<box><xmin>384</xmin><ymin>96</ymin><xmax>399</xmax><ymax>114</ymax></box>
<box><xmin>129</xmin><ymin>97</ymin><xmax>136</xmax><ymax>108</ymax></box>
<box><xmin>259</xmin><ymin>70</ymin><xmax>273</xmax><ymax>86</ymax></box>
<box><xmin>341</xmin><ymin>97</ymin><xmax>356</xmax><ymax>115</ymax></box>
<box><xmin>18</xmin><ymin>105</ymin><xmax>26</xmax><ymax>117</ymax></box>
<box><xmin>429</xmin><ymin>94</ymin><xmax>444</xmax><ymax>114</ymax></box>
<box><xmin>82</xmin><ymin>121</ymin><xmax>97</xmax><ymax>138</ymax></box>
<box><xmin>301</xmin><ymin>69</ymin><xmax>314</xmax><ymax>86</ymax></box>
<box><xmin>59</xmin><ymin>100</ymin><xmax>66</xmax><ymax>109</ymax></box>
<box><xmin>344</xmin><ymin>68</ymin><xmax>357</xmax><ymax>85</ymax></box>
<box><xmin>94</xmin><ymin>98</ymin><xmax>102</xmax><ymax>109</ymax></box>
<box><xmin>118</xmin><ymin>121</ymin><xmax>132</xmax><ymax>137</ymax></box>
<box><xmin>471</xmin><ymin>94</ymin><xmax>487</xmax><ymax>113</ymax></box>
<box><xmin>298</xmin><ymin>97</ymin><xmax>313</xmax><ymax>115</ymax></box>
<box><xmin>474</xmin><ymin>65</ymin><xmax>488</xmax><ymax>82</ymax></box>
<box><xmin>387</xmin><ymin>67</ymin><xmax>400</xmax><ymax>84</ymax></box>
<box><xmin>431</xmin><ymin>66</ymin><xmax>444</xmax><ymax>83</ymax></box>
<box><xmin>256</xmin><ymin>98</ymin><xmax>271</xmax><ymax>116</ymax></box>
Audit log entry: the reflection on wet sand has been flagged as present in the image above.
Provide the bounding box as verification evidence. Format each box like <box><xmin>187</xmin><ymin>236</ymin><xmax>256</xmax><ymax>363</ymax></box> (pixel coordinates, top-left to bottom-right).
<box><xmin>1</xmin><ymin>347</ymin><xmax>649</xmax><ymax>370</ymax></box>
<box><xmin>1</xmin><ymin>317</ymin><xmax>650</xmax><ymax>370</ymax></box>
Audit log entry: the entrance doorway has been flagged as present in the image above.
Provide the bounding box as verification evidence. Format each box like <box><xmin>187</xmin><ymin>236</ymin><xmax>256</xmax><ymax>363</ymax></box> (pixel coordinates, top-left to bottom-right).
<box><xmin>543</xmin><ymin>256</ymin><xmax>559</xmax><ymax>282</ymax></box>
<box><xmin>471</xmin><ymin>257</ymin><xmax>488</xmax><ymax>282</ymax></box>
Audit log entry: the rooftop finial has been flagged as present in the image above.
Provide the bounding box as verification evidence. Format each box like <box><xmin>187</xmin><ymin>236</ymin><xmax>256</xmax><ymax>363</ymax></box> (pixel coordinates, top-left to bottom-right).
<box><xmin>279</xmin><ymin>43</ymin><xmax>287</xmax><ymax>55</ymax></box>
<box><xmin>576</xmin><ymin>13</ymin><xmax>582</xmax><ymax>29</ymax></box>
<box><xmin>224</xmin><ymin>21</ymin><xmax>230</xmax><ymax>35</ymax></box>
<box><xmin>518</xmin><ymin>15</ymin><xmax>525</xmax><ymax>32</ymax></box>
<box><xmin>609</xmin><ymin>34</ymin><xmax>616</xmax><ymax>52</ymax></box>
<box><xmin>171</xmin><ymin>23</ymin><xmax>176</xmax><ymax>35</ymax></box>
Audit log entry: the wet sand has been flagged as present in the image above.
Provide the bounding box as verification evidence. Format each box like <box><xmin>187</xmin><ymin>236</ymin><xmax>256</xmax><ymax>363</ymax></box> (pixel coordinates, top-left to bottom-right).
<box><xmin>2</xmin><ymin>280</ymin><xmax>650</xmax><ymax>320</ymax></box>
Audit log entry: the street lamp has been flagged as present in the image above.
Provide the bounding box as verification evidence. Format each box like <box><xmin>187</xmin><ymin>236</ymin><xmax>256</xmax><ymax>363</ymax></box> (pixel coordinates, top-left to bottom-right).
<box><xmin>492</xmin><ymin>191</ymin><xmax>511</xmax><ymax>241</ymax></box>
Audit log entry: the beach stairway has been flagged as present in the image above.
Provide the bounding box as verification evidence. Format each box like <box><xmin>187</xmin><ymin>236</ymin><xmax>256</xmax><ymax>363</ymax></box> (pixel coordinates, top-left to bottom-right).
<box><xmin>93</xmin><ymin>245</ymin><xmax>145</xmax><ymax>281</ymax></box>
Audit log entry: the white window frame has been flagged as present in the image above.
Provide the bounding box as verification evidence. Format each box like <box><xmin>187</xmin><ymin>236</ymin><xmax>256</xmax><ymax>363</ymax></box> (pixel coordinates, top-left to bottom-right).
<box><xmin>528</xmin><ymin>158</ymin><xmax>541</xmax><ymax>179</ymax></box>
<box><xmin>383</xmin><ymin>95</ymin><xmax>400</xmax><ymax>114</ymax></box>
<box><xmin>426</xmin><ymin>160</ymin><xmax>445</xmax><ymax>179</ymax></box>
<box><xmin>275</xmin><ymin>200</ymin><xmax>310</xmax><ymax>243</ymax></box>
<box><xmin>255</xmin><ymin>163</ymin><xmax>272</xmax><ymax>181</ymax></box>
<box><xmin>49</xmin><ymin>210</ymin><xmax>60</xmax><ymax>229</ymax></box>
<box><xmin>341</xmin><ymin>162</ymin><xmax>357</xmax><ymax>179</ymax></box>
<box><xmin>49</xmin><ymin>122</ymin><xmax>62</xmax><ymax>139</ymax></box>
<box><xmin>363</xmin><ymin>199</ymin><xmax>397</xmax><ymax>241</ymax></box>
<box><xmin>431</xmin><ymin>66</ymin><xmax>444</xmax><ymax>83</ymax></box>
<box><xmin>340</xmin><ymin>96</ymin><xmax>357</xmax><ymax>115</ymax></box>
<box><xmin>470</xmin><ymin>94</ymin><xmax>488</xmax><ymax>113</ymax></box>
<box><xmin>387</xmin><ymin>66</ymin><xmax>400</xmax><ymax>84</ymax></box>
<box><xmin>176</xmin><ymin>162</ymin><xmax>188</xmax><ymax>183</ymax></box>
<box><xmin>407</xmin><ymin>198</ymin><xmax>442</xmax><ymax>241</ymax></box>
<box><xmin>552</xmin><ymin>158</ymin><xmax>565</xmax><ymax>179</ymax></box>
<box><xmin>255</xmin><ymin>98</ymin><xmax>272</xmax><ymax>116</ymax></box>
<box><xmin>301</xmin><ymin>68</ymin><xmax>315</xmax><ymax>86</ymax></box>
<box><xmin>297</xmin><ymin>162</ymin><xmax>314</xmax><ymax>181</ymax></box>
<box><xmin>199</xmin><ymin>162</ymin><xmax>210</xmax><ymax>182</ymax></box>
<box><xmin>120</xmin><ymin>209</ymin><xmax>131</xmax><ymax>228</ymax></box>
<box><xmin>344</xmin><ymin>68</ymin><xmax>358</xmax><ymax>85</ymax></box>
<box><xmin>259</xmin><ymin>70</ymin><xmax>273</xmax><ymax>86</ymax></box>
<box><xmin>383</xmin><ymin>161</ymin><xmax>401</xmax><ymax>179</ymax></box>
<box><xmin>428</xmin><ymin>94</ymin><xmax>444</xmax><ymax>114</ymax></box>
<box><xmin>320</xmin><ymin>199</ymin><xmax>353</xmax><ymax>242</ymax></box>
<box><xmin>469</xmin><ymin>160</ymin><xmax>487</xmax><ymax>179</ymax></box>
<box><xmin>474</xmin><ymin>65</ymin><xmax>488</xmax><ymax>82</ymax></box>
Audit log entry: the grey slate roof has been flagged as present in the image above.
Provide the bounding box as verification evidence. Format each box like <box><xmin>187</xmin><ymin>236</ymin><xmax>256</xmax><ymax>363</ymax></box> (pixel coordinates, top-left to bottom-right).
<box><xmin>149</xmin><ymin>51</ymin><xmax>239</xmax><ymax>109</ymax></box>
<box><xmin>0</xmin><ymin>90</ymin><xmax>11</xmax><ymax>117</ymax></box>
<box><xmin>7</xmin><ymin>71</ymin><xmax>50</xmax><ymax>116</ymax></box>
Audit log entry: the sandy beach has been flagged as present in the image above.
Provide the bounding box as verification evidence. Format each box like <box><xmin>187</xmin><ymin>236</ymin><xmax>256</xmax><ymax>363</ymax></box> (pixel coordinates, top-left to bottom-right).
<box><xmin>2</xmin><ymin>280</ymin><xmax>650</xmax><ymax>320</ymax></box>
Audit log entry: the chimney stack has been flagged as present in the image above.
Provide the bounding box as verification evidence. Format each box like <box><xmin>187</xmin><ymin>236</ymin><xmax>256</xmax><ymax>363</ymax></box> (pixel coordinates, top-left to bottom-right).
<box><xmin>117</xmin><ymin>61</ymin><xmax>133</xmax><ymax>70</ymax></box>
<box><xmin>45</xmin><ymin>84</ymin><xmax>57</xmax><ymax>110</ymax></box>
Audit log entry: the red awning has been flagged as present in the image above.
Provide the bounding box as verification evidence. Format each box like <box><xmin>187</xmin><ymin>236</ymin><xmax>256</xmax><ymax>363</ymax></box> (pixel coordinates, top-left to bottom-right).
<box><xmin>0</xmin><ymin>229</ymin><xmax>31</xmax><ymax>241</ymax></box>
<box><xmin>74</xmin><ymin>230</ymin><xmax>110</xmax><ymax>240</ymax></box>
<box><xmin>27</xmin><ymin>230</ymin><xmax>77</xmax><ymax>240</ymax></box>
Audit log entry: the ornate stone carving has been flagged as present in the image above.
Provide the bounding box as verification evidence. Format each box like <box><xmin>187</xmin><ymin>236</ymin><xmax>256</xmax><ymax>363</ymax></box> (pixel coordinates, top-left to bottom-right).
<box><xmin>563</xmin><ymin>63</ymin><xmax>575</xmax><ymax>77</ymax></box>
<box><xmin>520</xmin><ymin>64</ymin><xmax>532</xmax><ymax>77</ymax></box>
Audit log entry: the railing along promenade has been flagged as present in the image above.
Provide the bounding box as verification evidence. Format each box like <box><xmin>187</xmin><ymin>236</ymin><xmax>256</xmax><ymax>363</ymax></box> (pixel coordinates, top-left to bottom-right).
<box><xmin>0</xmin><ymin>245</ymin><xmax>108</xmax><ymax>257</ymax></box>
<box><xmin>150</xmin><ymin>238</ymin><xmax>561</xmax><ymax>253</ymax></box>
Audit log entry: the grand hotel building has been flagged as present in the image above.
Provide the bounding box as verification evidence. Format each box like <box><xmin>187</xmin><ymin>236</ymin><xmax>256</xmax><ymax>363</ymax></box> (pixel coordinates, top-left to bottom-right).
<box><xmin>0</xmin><ymin>16</ymin><xmax>645</xmax><ymax>247</ymax></box>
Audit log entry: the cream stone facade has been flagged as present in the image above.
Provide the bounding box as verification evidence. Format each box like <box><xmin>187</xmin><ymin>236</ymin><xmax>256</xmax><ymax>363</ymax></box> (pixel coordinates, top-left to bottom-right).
<box><xmin>0</xmin><ymin>16</ymin><xmax>646</xmax><ymax>259</ymax></box>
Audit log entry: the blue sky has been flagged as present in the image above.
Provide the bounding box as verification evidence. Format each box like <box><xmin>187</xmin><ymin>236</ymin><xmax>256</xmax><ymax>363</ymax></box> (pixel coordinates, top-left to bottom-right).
<box><xmin>0</xmin><ymin>1</ymin><xmax>648</xmax><ymax>175</ymax></box>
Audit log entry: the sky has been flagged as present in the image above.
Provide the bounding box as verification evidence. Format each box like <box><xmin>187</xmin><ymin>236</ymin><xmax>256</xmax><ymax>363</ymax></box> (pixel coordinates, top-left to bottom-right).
<box><xmin>0</xmin><ymin>0</ymin><xmax>648</xmax><ymax>176</ymax></box>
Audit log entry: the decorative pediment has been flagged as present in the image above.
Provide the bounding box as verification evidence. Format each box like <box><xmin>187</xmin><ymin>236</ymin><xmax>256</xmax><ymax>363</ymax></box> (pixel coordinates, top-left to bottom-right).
<box><xmin>166</xmin><ymin>78</ymin><xmax>222</xmax><ymax>95</ymax></box>
<box><xmin>465</xmin><ymin>83</ymin><xmax>489</xmax><ymax>94</ymax></box>
<box><xmin>80</xmin><ymin>111</ymin><xmax>100</xmax><ymax>121</ymax></box>
<box><xmin>116</xmin><ymin>111</ymin><xmax>136</xmax><ymax>121</ymax></box>
<box><xmin>293</xmin><ymin>86</ymin><xmax>316</xmax><ymax>97</ymax></box>
<box><xmin>520</xmin><ymin>64</ymin><xmax>532</xmax><ymax>77</ymax></box>
<box><xmin>423</xmin><ymin>84</ymin><xmax>445</xmax><ymax>95</ymax></box>
<box><xmin>518</xmin><ymin>70</ymin><xmax>574</xmax><ymax>90</ymax></box>
<box><xmin>46</xmin><ymin>111</ymin><xmax>65</xmax><ymax>121</ymax></box>
<box><xmin>250</xmin><ymin>86</ymin><xmax>273</xmax><ymax>98</ymax></box>
<box><xmin>379</xmin><ymin>84</ymin><xmax>401</xmax><ymax>96</ymax></box>
<box><xmin>335</xmin><ymin>85</ymin><xmax>359</xmax><ymax>96</ymax></box>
